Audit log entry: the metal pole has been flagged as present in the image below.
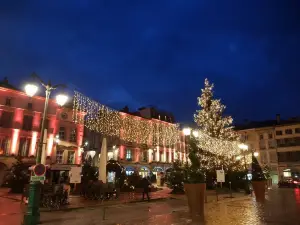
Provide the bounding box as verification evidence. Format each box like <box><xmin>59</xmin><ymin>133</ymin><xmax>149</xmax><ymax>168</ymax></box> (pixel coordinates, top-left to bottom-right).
<box><xmin>36</xmin><ymin>88</ymin><xmax>50</xmax><ymax>163</ymax></box>
<box><xmin>23</xmin><ymin>87</ymin><xmax>52</xmax><ymax>225</ymax></box>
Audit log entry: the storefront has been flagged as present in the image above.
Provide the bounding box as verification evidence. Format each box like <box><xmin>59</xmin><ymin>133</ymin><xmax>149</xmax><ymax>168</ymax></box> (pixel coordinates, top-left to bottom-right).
<box><xmin>139</xmin><ymin>166</ymin><xmax>150</xmax><ymax>178</ymax></box>
<box><xmin>124</xmin><ymin>166</ymin><xmax>135</xmax><ymax>176</ymax></box>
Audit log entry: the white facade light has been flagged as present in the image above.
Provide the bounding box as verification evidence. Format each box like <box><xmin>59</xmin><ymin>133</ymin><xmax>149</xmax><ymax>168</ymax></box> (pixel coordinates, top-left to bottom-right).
<box><xmin>56</xmin><ymin>94</ymin><xmax>68</xmax><ymax>106</ymax></box>
<box><xmin>183</xmin><ymin>128</ymin><xmax>191</xmax><ymax>136</ymax></box>
<box><xmin>192</xmin><ymin>130</ymin><xmax>199</xmax><ymax>137</ymax></box>
<box><xmin>25</xmin><ymin>84</ymin><xmax>38</xmax><ymax>97</ymax></box>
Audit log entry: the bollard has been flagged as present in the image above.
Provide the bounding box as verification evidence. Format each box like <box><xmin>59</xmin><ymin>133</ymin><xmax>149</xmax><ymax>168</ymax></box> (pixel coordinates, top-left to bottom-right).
<box><xmin>229</xmin><ymin>182</ymin><xmax>233</xmax><ymax>198</ymax></box>
<box><xmin>103</xmin><ymin>207</ymin><xmax>106</xmax><ymax>220</ymax></box>
<box><xmin>216</xmin><ymin>189</ymin><xmax>219</xmax><ymax>201</ymax></box>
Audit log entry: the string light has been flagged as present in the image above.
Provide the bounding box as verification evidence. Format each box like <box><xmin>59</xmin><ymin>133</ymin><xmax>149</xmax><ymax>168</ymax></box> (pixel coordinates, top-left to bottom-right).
<box><xmin>73</xmin><ymin>91</ymin><xmax>180</xmax><ymax>146</ymax></box>
<box><xmin>194</xmin><ymin>129</ymin><xmax>241</xmax><ymax>158</ymax></box>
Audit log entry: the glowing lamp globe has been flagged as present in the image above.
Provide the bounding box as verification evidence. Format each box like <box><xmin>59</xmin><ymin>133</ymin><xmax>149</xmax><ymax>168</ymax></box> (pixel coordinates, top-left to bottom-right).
<box><xmin>25</xmin><ymin>84</ymin><xmax>38</xmax><ymax>97</ymax></box>
<box><xmin>253</xmin><ymin>152</ymin><xmax>259</xmax><ymax>157</ymax></box>
<box><xmin>56</xmin><ymin>94</ymin><xmax>68</xmax><ymax>106</ymax></box>
<box><xmin>238</xmin><ymin>143</ymin><xmax>248</xmax><ymax>151</ymax></box>
<box><xmin>183</xmin><ymin>128</ymin><xmax>191</xmax><ymax>136</ymax></box>
<box><xmin>192</xmin><ymin>130</ymin><xmax>199</xmax><ymax>137</ymax></box>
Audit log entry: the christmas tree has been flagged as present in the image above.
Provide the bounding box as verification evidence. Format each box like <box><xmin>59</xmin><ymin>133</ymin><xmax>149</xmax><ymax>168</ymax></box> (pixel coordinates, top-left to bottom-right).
<box><xmin>251</xmin><ymin>156</ymin><xmax>266</xmax><ymax>181</ymax></box>
<box><xmin>194</xmin><ymin>78</ymin><xmax>239</xmax><ymax>141</ymax></box>
<box><xmin>193</xmin><ymin>79</ymin><xmax>241</xmax><ymax>172</ymax></box>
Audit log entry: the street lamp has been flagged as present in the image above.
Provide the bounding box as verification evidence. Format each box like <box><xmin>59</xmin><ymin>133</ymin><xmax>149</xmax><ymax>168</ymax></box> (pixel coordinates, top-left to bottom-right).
<box><xmin>183</xmin><ymin>127</ymin><xmax>191</xmax><ymax>136</ymax></box>
<box><xmin>253</xmin><ymin>151</ymin><xmax>259</xmax><ymax>157</ymax></box>
<box><xmin>23</xmin><ymin>73</ymin><xmax>68</xmax><ymax>225</ymax></box>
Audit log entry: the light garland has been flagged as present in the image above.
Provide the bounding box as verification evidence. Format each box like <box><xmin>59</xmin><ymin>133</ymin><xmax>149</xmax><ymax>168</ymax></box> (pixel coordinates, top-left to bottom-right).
<box><xmin>73</xmin><ymin>91</ymin><xmax>180</xmax><ymax>146</ymax></box>
<box><xmin>195</xmin><ymin>129</ymin><xmax>241</xmax><ymax>158</ymax></box>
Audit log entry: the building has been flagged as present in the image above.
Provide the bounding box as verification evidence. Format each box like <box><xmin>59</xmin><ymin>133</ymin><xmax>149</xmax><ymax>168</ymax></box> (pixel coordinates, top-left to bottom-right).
<box><xmin>83</xmin><ymin>106</ymin><xmax>186</xmax><ymax>177</ymax></box>
<box><xmin>0</xmin><ymin>78</ymin><xmax>84</xmax><ymax>185</ymax></box>
<box><xmin>237</xmin><ymin>114</ymin><xmax>300</xmax><ymax>183</ymax></box>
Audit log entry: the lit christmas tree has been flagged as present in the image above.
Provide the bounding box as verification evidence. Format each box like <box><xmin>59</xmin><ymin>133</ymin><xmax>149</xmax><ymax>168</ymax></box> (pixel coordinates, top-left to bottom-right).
<box><xmin>193</xmin><ymin>79</ymin><xmax>244</xmax><ymax>173</ymax></box>
<box><xmin>194</xmin><ymin>78</ymin><xmax>239</xmax><ymax>141</ymax></box>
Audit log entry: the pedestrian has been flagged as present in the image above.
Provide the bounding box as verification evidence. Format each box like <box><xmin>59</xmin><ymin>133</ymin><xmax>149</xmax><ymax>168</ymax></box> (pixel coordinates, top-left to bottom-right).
<box><xmin>142</xmin><ymin>177</ymin><xmax>151</xmax><ymax>202</ymax></box>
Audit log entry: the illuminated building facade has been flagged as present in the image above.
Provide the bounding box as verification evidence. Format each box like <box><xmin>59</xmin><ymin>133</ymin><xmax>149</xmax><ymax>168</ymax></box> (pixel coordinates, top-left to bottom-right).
<box><xmin>0</xmin><ymin>78</ymin><xmax>83</xmax><ymax>186</ymax></box>
<box><xmin>83</xmin><ymin>106</ymin><xmax>187</xmax><ymax>177</ymax></box>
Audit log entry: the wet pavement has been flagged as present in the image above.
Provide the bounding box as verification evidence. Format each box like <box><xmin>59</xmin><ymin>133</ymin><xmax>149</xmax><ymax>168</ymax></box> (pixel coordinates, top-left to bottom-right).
<box><xmin>2</xmin><ymin>187</ymin><xmax>299</xmax><ymax>225</ymax></box>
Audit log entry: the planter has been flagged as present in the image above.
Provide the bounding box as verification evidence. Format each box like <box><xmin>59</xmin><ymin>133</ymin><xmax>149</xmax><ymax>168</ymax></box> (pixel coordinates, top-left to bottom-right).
<box><xmin>252</xmin><ymin>181</ymin><xmax>265</xmax><ymax>202</ymax></box>
<box><xmin>184</xmin><ymin>183</ymin><xmax>206</xmax><ymax>216</ymax></box>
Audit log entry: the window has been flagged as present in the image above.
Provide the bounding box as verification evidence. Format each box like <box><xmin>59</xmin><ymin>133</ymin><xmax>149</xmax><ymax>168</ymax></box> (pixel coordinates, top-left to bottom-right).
<box><xmin>276</xmin><ymin>130</ymin><xmax>283</xmax><ymax>136</ymax></box>
<box><xmin>56</xmin><ymin>150</ymin><xmax>64</xmax><ymax>164</ymax></box>
<box><xmin>22</xmin><ymin>115</ymin><xmax>33</xmax><ymax>131</ymax></box>
<box><xmin>259</xmin><ymin>134</ymin><xmax>264</xmax><ymax>140</ymax></box>
<box><xmin>27</xmin><ymin>103</ymin><xmax>33</xmax><ymax>110</ymax></box>
<box><xmin>295</xmin><ymin>128</ymin><xmax>300</xmax><ymax>134</ymax></box>
<box><xmin>59</xmin><ymin>127</ymin><xmax>65</xmax><ymax>140</ymax></box>
<box><xmin>67</xmin><ymin>151</ymin><xmax>75</xmax><ymax>164</ymax></box>
<box><xmin>268</xmin><ymin>133</ymin><xmax>273</xmax><ymax>139</ymax></box>
<box><xmin>0</xmin><ymin>111</ymin><xmax>13</xmax><ymax>128</ymax></box>
<box><xmin>0</xmin><ymin>137</ymin><xmax>10</xmax><ymax>155</ymax></box>
<box><xmin>285</xmin><ymin>129</ymin><xmax>293</xmax><ymax>135</ymax></box>
<box><xmin>18</xmin><ymin>137</ymin><xmax>31</xmax><ymax>157</ymax></box>
<box><xmin>5</xmin><ymin>98</ymin><xmax>11</xmax><ymax>106</ymax></box>
<box><xmin>126</xmin><ymin>149</ymin><xmax>132</xmax><ymax>161</ymax></box>
<box><xmin>69</xmin><ymin>129</ymin><xmax>77</xmax><ymax>142</ymax></box>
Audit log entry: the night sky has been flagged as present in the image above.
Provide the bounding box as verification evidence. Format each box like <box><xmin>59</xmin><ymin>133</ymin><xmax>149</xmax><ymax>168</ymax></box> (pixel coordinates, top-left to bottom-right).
<box><xmin>1</xmin><ymin>1</ymin><xmax>300</xmax><ymax>124</ymax></box>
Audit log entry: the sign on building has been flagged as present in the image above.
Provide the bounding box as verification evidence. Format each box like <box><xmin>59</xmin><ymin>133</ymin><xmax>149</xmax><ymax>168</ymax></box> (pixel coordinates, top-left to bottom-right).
<box><xmin>216</xmin><ymin>170</ymin><xmax>225</xmax><ymax>183</ymax></box>
<box><xmin>70</xmin><ymin>166</ymin><xmax>82</xmax><ymax>184</ymax></box>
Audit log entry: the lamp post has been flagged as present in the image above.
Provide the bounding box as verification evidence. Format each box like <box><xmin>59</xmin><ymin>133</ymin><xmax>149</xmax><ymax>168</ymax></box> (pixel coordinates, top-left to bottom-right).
<box><xmin>182</xmin><ymin>128</ymin><xmax>199</xmax><ymax>163</ymax></box>
<box><xmin>23</xmin><ymin>73</ymin><xmax>68</xmax><ymax>225</ymax></box>
<box><xmin>237</xmin><ymin>143</ymin><xmax>259</xmax><ymax>195</ymax></box>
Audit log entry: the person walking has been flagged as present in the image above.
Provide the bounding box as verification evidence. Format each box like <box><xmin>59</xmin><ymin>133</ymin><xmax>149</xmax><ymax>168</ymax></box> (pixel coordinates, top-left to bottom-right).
<box><xmin>142</xmin><ymin>177</ymin><xmax>151</xmax><ymax>202</ymax></box>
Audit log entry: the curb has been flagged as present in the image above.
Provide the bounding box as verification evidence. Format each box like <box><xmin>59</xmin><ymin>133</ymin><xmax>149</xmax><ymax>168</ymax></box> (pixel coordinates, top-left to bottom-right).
<box><xmin>41</xmin><ymin>197</ymin><xmax>171</xmax><ymax>212</ymax></box>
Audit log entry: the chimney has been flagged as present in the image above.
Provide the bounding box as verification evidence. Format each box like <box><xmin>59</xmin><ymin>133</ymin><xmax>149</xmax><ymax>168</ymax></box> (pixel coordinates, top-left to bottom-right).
<box><xmin>3</xmin><ymin>77</ymin><xmax>8</xmax><ymax>84</ymax></box>
<box><xmin>276</xmin><ymin>114</ymin><xmax>280</xmax><ymax>124</ymax></box>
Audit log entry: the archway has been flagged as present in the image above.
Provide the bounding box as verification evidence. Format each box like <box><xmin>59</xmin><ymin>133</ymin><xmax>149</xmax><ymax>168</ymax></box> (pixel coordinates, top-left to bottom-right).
<box><xmin>0</xmin><ymin>163</ymin><xmax>8</xmax><ymax>187</ymax></box>
<box><xmin>152</xmin><ymin>167</ymin><xmax>164</xmax><ymax>177</ymax></box>
<box><xmin>139</xmin><ymin>166</ymin><xmax>150</xmax><ymax>178</ymax></box>
<box><xmin>124</xmin><ymin>166</ymin><xmax>135</xmax><ymax>176</ymax></box>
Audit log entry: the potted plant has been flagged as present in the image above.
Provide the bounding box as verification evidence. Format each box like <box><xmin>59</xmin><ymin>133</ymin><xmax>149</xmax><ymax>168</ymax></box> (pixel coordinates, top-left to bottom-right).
<box><xmin>184</xmin><ymin>139</ymin><xmax>206</xmax><ymax>217</ymax></box>
<box><xmin>251</xmin><ymin>155</ymin><xmax>266</xmax><ymax>202</ymax></box>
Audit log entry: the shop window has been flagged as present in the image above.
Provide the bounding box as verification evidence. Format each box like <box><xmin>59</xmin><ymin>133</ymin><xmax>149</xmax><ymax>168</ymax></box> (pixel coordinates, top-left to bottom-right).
<box><xmin>19</xmin><ymin>137</ymin><xmax>31</xmax><ymax>157</ymax></box>
<box><xmin>0</xmin><ymin>137</ymin><xmax>10</xmax><ymax>155</ymax></box>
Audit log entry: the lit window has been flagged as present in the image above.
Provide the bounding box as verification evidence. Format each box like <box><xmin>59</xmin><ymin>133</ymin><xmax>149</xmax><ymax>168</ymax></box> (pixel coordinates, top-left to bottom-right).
<box><xmin>126</xmin><ymin>149</ymin><xmax>132</xmax><ymax>161</ymax></box>
<box><xmin>67</xmin><ymin>151</ymin><xmax>75</xmax><ymax>164</ymax></box>
<box><xmin>56</xmin><ymin>150</ymin><xmax>64</xmax><ymax>164</ymax></box>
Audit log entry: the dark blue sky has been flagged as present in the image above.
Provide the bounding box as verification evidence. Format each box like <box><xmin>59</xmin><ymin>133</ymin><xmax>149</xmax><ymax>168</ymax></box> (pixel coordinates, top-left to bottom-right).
<box><xmin>1</xmin><ymin>0</ymin><xmax>300</xmax><ymax>123</ymax></box>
